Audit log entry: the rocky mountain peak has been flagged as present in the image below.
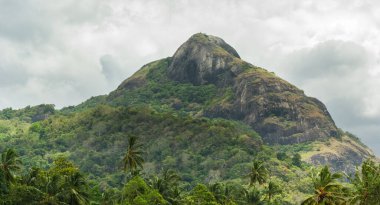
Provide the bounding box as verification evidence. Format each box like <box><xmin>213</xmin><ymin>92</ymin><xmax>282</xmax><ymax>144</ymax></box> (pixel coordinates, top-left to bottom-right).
<box><xmin>115</xmin><ymin>33</ymin><xmax>341</xmax><ymax>145</ymax></box>
<box><xmin>167</xmin><ymin>33</ymin><xmax>248</xmax><ymax>86</ymax></box>
<box><xmin>106</xmin><ymin>33</ymin><xmax>374</xmax><ymax>174</ymax></box>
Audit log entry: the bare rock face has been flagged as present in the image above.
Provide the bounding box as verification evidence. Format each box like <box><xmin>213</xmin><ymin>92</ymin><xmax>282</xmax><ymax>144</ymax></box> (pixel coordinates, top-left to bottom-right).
<box><xmin>230</xmin><ymin>70</ymin><xmax>339</xmax><ymax>144</ymax></box>
<box><xmin>168</xmin><ymin>33</ymin><xmax>248</xmax><ymax>86</ymax></box>
<box><xmin>304</xmin><ymin>136</ymin><xmax>375</xmax><ymax>173</ymax></box>
<box><xmin>167</xmin><ymin>33</ymin><xmax>339</xmax><ymax>144</ymax></box>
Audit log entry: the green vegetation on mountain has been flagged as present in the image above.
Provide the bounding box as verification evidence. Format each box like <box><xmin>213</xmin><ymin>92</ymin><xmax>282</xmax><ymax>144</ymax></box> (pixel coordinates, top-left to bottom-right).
<box><xmin>1</xmin><ymin>146</ymin><xmax>380</xmax><ymax>204</ymax></box>
<box><xmin>0</xmin><ymin>33</ymin><xmax>377</xmax><ymax>204</ymax></box>
<box><xmin>0</xmin><ymin>104</ymin><xmax>55</xmax><ymax>122</ymax></box>
<box><xmin>0</xmin><ymin>105</ymin><xmax>263</xmax><ymax>184</ymax></box>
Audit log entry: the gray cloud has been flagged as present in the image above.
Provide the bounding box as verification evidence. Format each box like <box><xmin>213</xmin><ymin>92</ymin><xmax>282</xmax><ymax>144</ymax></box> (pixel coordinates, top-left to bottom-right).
<box><xmin>275</xmin><ymin>40</ymin><xmax>380</xmax><ymax>154</ymax></box>
<box><xmin>100</xmin><ymin>54</ymin><xmax>125</xmax><ymax>87</ymax></box>
<box><xmin>0</xmin><ymin>64</ymin><xmax>28</xmax><ymax>86</ymax></box>
<box><xmin>0</xmin><ymin>0</ymin><xmax>379</xmax><ymax>154</ymax></box>
<box><xmin>281</xmin><ymin>40</ymin><xmax>368</xmax><ymax>81</ymax></box>
<box><xmin>0</xmin><ymin>0</ymin><xmax>52</xmax><ymax>43</ymax></box>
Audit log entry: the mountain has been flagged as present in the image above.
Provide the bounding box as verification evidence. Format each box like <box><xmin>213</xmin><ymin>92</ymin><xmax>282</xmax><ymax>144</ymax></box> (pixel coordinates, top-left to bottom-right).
<box><xmin>0</xmin><ymin>33</ymin><xmax>376</xmax><ymax>203</ymax></box>
<box><xmin>116</xmin><ymin>33</ymin><xmax>339</xmax><ymax>145</ymax></box>
<box><xmin>94</xmin><ymin>33</ymin><xmax>372</xmax><ymax>171</ymax></box>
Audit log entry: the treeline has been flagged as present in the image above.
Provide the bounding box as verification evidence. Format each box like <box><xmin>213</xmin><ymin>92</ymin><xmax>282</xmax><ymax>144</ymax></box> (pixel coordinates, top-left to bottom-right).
<box><xmin>0</xmin><ymin>149</ymin><xmax>88</xmax><ymax>204</ymax></box>
<box><xmin>1</xmin><ymin>136</ymin><xmax>380</xmax><ymax>204</ymax></box>
<box><xmin>0</xmin><ymin>104</ymin><xmax>55</xmax><ymax>123</ymax></box>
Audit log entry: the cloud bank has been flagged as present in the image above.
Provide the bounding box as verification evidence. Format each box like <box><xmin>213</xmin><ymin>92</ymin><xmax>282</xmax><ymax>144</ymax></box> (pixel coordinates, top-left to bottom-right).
<box><xmin>0</xmin><ymin>0</ymin><xmax>379</xmax><ymax>154</ymax></box>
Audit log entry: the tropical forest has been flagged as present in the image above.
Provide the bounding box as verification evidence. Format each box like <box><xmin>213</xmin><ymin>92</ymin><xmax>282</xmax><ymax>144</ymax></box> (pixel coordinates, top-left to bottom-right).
<box><xmin>0</xmin><ymin>33</ymin><xmax>379</xmax><ymax>205</ymax></box>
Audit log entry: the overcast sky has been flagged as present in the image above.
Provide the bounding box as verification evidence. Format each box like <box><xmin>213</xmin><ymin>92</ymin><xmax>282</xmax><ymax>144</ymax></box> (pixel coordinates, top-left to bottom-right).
<box><xmin>1</xmin><ymin>0</ymin><xmax>379</xmax><ymax>155</ymax></box>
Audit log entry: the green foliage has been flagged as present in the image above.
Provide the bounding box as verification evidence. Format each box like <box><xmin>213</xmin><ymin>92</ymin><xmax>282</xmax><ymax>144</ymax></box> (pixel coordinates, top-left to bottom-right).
<box><xmin>248</xmin><ymin>160</ymin><xmax>269</xmax><ymax>186</ymax></box>
<box><xmin>49</xmin><ymin>157</ymin><xmax>78</xmax><ymax>175</ymax></box>
<box><xmin>5</xmin><ymin>184</ymin><xmax>44</xmax><ymax>204</ymax></box>
<box><xmin>264</xmin><ymin>181</ymin><xmax>282</xmax><ymax>202</ymax></box>
<box><xmin>0</xmin><ymin>104</ymin><xmax>55</xmax><ymax>122</ymax></box>
<box><xmin>244</xmin><ymin>187</ymin><xmax>263</xmax><ymax>205</ymax></box>
<box><xmin>149</xmin><ymin>169</ymin><xmax>181</xmax><ymax>204</ymax></box>
<box><xmin>123</xmin><ymin>176</ymin><xmax>168</xmax><ymax>205</ymax></box>
<box><xmin>207</xmin><ymin>182</ymin><xmax>246</xmax><ymax>205</ymax></box>
<box><xmin>61</xmin><ymin>95</ymin><xmax>107</xmax><ymax>114</ymax></box>
<box><xmin>183</xmin><ymin>184</ymin><xmax>220</xmax><ymax>205</ymax></box>
<box><xmin>0</xmin><ymin>150</ymin><xmax>90</xmax><ymax>204</ymax></box>
<box><xmin>123</xmin><ymin>135</ymin><xmax>144</xmax><ymax>175</ymax></box>
<box><xmin>302</xmin><ymin>166</ymin><xmax>347</xmax><ymax>205</ymax></box>
<box><xmin>108</xmin><ymin>58</ymin><xmax>219</xmax><ymax>112</ymax></box>
<box><xmin>0</xmin><ymin>148</ymin><xmax>21</xmax><ymax>184</ymax></box>
<box><xmin>4</xmin><ymin>105</ymin><xmax>261</xmax><ymax>186</ymax></box>
<box><xmin>349</xmin><ymin>159</ymin><xmax>380</xmax><ymax>204</ymax></box>
<box><xmin>0</xmin><ymin>141</ymin><xmax>379</xmax><ymax>205</ymax></box>
<box><xmin>276</xmin><ymin>152</ymin><xmax>288</xmax><ymax>161</ymax></box>
<box><xmin>292</xmin><ymin>153</ymin><xmax>302</xmax><ymax>168</ymax></box>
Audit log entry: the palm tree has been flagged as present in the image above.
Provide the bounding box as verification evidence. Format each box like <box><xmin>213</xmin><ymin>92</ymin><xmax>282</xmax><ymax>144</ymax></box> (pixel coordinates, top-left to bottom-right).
<box><xmin>41</xmin><ymin>174</ymin><xmax>65</xmax><ymax>205</ymax></box>
<box><xmin>265</xmin><ymin>181</ymin><xmax>282</xmax><ymax>202</ymax></box>
<box><xmin>248</xmin><ymin>160</ymin><xmax>268</xmax><ymax>186</ymax></box>
<box><xmin>122</xmin><ymin>135</ymin><xmax>144</xmax><ymax>174</ymax></box>
<box><xmin>349</xmin><ymin>160</ymin><xmax>380</xmax><ymax>205</ymax></box>
<box><xmin>243</xmin><ymin>187</ymin><xmax>263</xmax><ymax>205</ymax></box>
<box><xmin>40</xmin><ymin>171</ymin><xmax>89</xmax><ymax>205</ymax></box>
<box><xmin>208</xmin><ymin>182</ymin><xmax>226</xmax><ymax>203</ymax></box>
<box><xmin>302</xmin><ymin>166</ymin><xmax>347</xmax><ymax>205</ymax></box>
<box><xmin>22</xmin><ymin>167</ymin><xmax>40</xmax><ymax>186</ymax></box>
<box><xmin>208</xmin><ymin>182</ymin><xmax>248</xmax><ymax>204</ymax></box>
<box><xmin>0</xmin><ymin>148</ymin><xmax>21</xmax><ymax>184</ymax></box>
<box><xmin>151</xmin><ymin>169</ymin><xmax>181</xmax><ymax>204</ymax></box>
<box><xmin>64</xmin><ymin>172</ymin><xmax>89</xmax><ymax>205</ymax></box>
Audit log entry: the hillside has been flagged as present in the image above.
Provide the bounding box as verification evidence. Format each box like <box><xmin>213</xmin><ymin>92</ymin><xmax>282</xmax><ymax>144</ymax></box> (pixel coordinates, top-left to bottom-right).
<box><xmin>74</xmin><ymin>33</ymin><xmax>374</xmax><ymax>172</ymax></box>
<box><xmin>0</xmin><ymin>105</ymin><xmax>317</xmax><ymax>203</ymax></box>
<box><xmin>0</xmin><ymin>33</ymin><xmax>377</xmax><ymax>204</ymax></box>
